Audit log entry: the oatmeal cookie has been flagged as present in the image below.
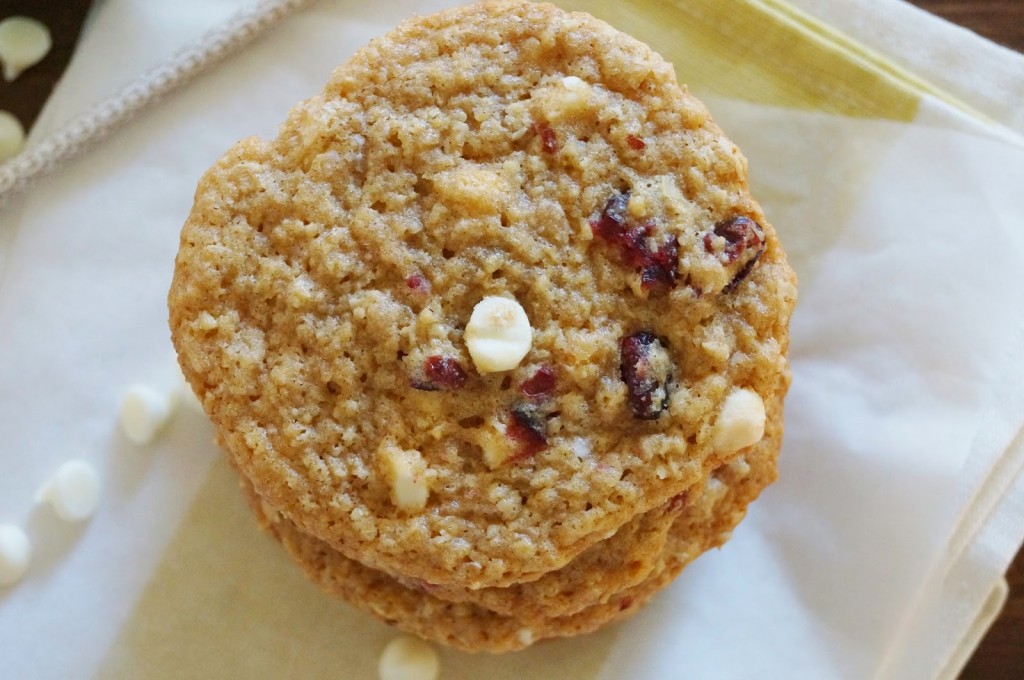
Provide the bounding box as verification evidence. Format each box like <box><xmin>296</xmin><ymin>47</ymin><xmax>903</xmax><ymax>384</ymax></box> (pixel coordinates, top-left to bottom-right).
<box><xmin>240</xmin><ymin>401</ymin><xmax>781</xmax><ymax>652</ymax></box>
<box><xmin>169</xmin><ymin>0</ymin><xmax>796</xmax><ymax>588</ymax></box>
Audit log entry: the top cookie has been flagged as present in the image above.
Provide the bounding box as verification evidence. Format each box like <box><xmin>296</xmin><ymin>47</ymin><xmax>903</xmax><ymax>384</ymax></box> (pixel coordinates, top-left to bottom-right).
<box><xmin>169</xmin><ymin>0</ymin><xmax>796</xmax><ymax>588</ymax></box>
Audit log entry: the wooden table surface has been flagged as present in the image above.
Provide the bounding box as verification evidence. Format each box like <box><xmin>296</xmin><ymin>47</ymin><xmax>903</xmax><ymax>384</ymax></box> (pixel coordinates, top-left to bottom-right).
<box><xmin>0</xmin><ymin>1</ymin><xmax>1021</xmax><ymax>678</ymax></box>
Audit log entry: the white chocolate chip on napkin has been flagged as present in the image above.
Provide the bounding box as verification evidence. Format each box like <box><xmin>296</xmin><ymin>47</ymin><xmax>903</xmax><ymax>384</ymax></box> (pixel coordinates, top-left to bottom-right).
<box><xmin>34</xmin><ymin>460</ymin><xmax>102</xmax><ymax>522</ymax></box>
<box><xmin>0</xmin><ymin>16</ymin><xmax>52</xmax><ymax>82</ymax></box>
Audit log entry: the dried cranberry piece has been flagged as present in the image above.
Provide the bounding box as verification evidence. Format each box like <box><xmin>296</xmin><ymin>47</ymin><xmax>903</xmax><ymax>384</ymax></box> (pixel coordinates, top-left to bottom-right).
<box><xmin>520</xmin><ymin>365</ymin><xmax>557</xmax><ymax>399</ymax></box>
<box><xmin>425</xmin><ymin>356</ymin><xmax>467</xmax><ymax>389</ymax></box>
<box><xmin>590</xmin><ymin>191</ymin><xmax>679</xmax><ymax>291</ymax></box>
<box><xmin>620</xmin><ymin>331</ymin><xmax>673</xmax><ymax>420</ymax></box>
<box><xmin>639</xmin><ymin>237</ymin><xmax>679</xmax><ymax>290</ymax></box>
<box><xmin>507</xmin><ymin>403</ymin><xmax>548</xmax><ymax>459</ymax></box>
<box><xmin>533</xmin><ymin>121</ymin><xmax>559</xmax><ymax>153</ymax></box>
<box><xmin>626</xmin><ymin>134</ymin><xmax>646</xmax><ymax>150</ymax></box>
<box><xmin>704</xmin><ymin>216</ymin><xmax>764</xmax><ymax>264</ymax></box>
<box><xmin>405</xmin><ymin>273</ymin><xmax>431</xmax><ymax>294</ymax></box>
<box><xmin>619</xmin><ymin>596</ymin><xmax>635</xmax><ymax>611</ymax></box>
<box><xmin>702</xmin><ymin>216</ymin><xmax>766</xmax><ymax>292</ymax></box>
<box><xmin>590</xmin><ymin>191</ymin><xmax>630</xmax><ymax>241</ymax></box>
<box><xmin>412</xmin><ymin>355</ymin><xmax>467</xmax><ymax>391</ymax></box>
<box><xmin>617</xmin><ymin>222</ymin><xmax>653</xmax><ymax>268</ymax></box>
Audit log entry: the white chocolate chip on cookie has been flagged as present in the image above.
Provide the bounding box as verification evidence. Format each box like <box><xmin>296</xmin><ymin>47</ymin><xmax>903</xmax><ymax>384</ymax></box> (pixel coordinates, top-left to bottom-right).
<box><xmin>34</xmin><ymin>460</ymin><xmax>102</xmax><ymax>522</ymax></box>
<box><xmin>464</xmin><ymin>296</ymin><xmax>532</xmax><ymax>373</ymax></box>
<box><xmin>378</xmin><ymin>635</ymin><xmax>440</xmax><ymax>680</ymax></box>
<box><xmin>711</xmin><ymin>388</ymin><xmax>766</xmax><ymax>454</ymax></box>
<box><xmin>381</xmin><ymin>446</ymin><xmax>430</xmax><ymax>511</ymax></box>
<box><xmin>552</xmin><ymin>75</ymin><xmax>591</xmax><ymax>116</ymax></box>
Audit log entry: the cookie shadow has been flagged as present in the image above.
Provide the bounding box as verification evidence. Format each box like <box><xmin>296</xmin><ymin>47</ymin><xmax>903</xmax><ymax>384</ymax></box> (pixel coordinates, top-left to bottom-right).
<box><xmin>19</xmin><ymin>503</ymin><xmax>88</xmax><ymax>583</ymax></box>
<box><xmin>92</xmin><ymin>457</ymin><xmax>619</xmax><ymax>679</ymax></box>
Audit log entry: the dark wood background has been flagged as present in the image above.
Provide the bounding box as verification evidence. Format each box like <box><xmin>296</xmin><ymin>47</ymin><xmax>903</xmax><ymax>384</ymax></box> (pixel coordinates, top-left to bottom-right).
<box><xmin>0</xmin><ymin>0</ymin><xmax>1021</xmax><ymax>677</ymax></box>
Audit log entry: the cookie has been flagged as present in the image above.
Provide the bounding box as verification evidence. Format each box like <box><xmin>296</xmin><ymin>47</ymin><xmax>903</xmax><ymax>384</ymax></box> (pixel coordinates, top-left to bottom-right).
<box><xmin>223</xmin><ymin>426</ymin><xmax>682</xmax><ymax>623</ymax></box>
<box><xmin>393</xmin><ymin>494</ymin><xmax>680</xmax><ymax>622</ymax></box>
<box><xmin>169</xmin><ymin>0</ymin><xmax>796</xmax><ymax>589</ymax></box>
<box><xmin>240</xmin><ymin>401</ymin><xmax>781</xmax><ymax>652</ymax></box>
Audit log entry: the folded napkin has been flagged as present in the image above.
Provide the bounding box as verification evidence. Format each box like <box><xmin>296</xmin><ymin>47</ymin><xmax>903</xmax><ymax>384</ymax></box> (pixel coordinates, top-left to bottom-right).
<box><xmin>1</xmin><ymin>1</ymin><xmax>1022</xmax><ymax>679</ymax></box>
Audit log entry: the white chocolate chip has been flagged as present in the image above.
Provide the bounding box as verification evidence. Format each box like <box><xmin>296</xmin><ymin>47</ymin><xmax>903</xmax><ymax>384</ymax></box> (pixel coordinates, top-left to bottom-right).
<box><xmin>0</xmin><ymin>16</ymin><xmax>52</xmax><ymax>82</ymax></box>
<box><xmin>727</xmin><ymin>455</ymin><xmax>752</xmax><ymax>477</ymax></box>
<box><xmin>464</xmin><ymin>296</ymin><xmax>532</xmax><ymax>373</ymax></box>
<box><xmin>570</xmin><ymin>437</ymin><xmax>592</xmax><ymax>459</ymax></box>
<box><xmin>561</xmin><ymin>75</ymin><xmax>587</xmax><ymax>91</ymax></box>
<box><xmin>0</xmin><ymin>524</ymin><xmax>31</xmax><ymax>586</ymax></box>
<box><xmin>0</xmin><ymin>110</ymin><xmax>25</xmax><ymax>160</ymax></box>
<box><xmin>380</xmin><ymin>446</ymin><xmax>430</xmax><ymax>511</ymax></box>
<box><xmin>516</xmin><ymin>628</ymin><xmax>536</xmax><ymax>646</ymax></box>
<box><xmin>119</xmin><ymin>384</ymin><xmax>175</xmax><ymax>444</ymax></box>
<box><xmin>711</xmin><ymin>389</ymin><xmax>766</xmax><ymax>454</ymax></box>
<box><xmin>378</xmin><ymin>635</ymin><xmax>440</xmax><ymax>680</ymax></box>
<box><xmin>196</xmin><ymin>311</ymin><xmax>219</xmax><ymax>331</ymax></box>
<box><xmin>34</xmin><ymin>460</ymin><xmax>102</xmax><ymax>522</ymax></box>
<box><xmin>550</xmin><ymin>75</ymin><xmax>591</xmax><ymax>117</ymax></box>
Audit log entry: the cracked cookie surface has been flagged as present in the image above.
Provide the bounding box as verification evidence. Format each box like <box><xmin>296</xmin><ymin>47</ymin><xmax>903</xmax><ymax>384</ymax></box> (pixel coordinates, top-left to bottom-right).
<box><xmin>169</xmin><ymin>0</ymin><xmax>796</xmax><ymax>588</ymax></box>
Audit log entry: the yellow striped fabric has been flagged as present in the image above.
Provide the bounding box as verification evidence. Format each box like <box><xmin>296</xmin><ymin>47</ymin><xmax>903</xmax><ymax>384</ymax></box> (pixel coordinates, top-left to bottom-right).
<box><xmin>555</xmin><ymin>0</ymin><xmax>981</xmax><ymax>121</ymax></box>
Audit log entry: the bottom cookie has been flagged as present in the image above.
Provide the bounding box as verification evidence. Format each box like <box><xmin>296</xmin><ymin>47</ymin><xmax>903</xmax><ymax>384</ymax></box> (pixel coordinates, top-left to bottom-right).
<box><xmin>238</xmin><ymin>403</ymin><xmax>781</xmax><ymax>652</ymax></box>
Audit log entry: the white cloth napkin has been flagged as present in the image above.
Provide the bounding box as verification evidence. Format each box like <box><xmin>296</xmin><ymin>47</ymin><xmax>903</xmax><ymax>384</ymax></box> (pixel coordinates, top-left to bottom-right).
<box><xmin>790</xmin><ymin>0</ymin><xmax>1024</xmax><ymax>134</ymax></box>
<box><xmin>1</xmin><ymin>2</ymin><xmax>1023</xmax><ymax>679</ymax></box>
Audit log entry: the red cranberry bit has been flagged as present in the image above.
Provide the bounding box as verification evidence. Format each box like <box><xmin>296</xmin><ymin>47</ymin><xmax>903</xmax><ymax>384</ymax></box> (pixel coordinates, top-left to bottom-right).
<box><xmin>626</xmin><ymin>134</ymin><xmax>646</xmax><ymax>150</ymax></box>
<box><xmin>704</xmin><ymin>216</ymin><xmax>765</xmax><ymax>263</ymax></box>
<box><xmin>507</xmin><ymin>403</ymin><xmax>548</xmax><ymax>459</ymax></box>
<box><xmin>405</xmin><ymin>273</ymin><xmax>431</xmax><ymax>294</ymax></box>
<box><xmin>590</xmin><ymin>191</ymin><xmax>679</xmax><ymax>291</ymax></box>
<box><xmin>619</xmin><ymin>596</ymin><xmax>635</xmax><ymax>611</ymax></box>
<box><xmin>533</xmin><ymin>121</ymin><xmax>559</xmax><ymax>153</ymax></box>
<box><xmin>590</xmin><ymin>191</ymin><xmax>630</xmax><ymax>241</ymax></box>
<box><xmin>639</xmin><ymin>237</ymin><xmax>679</xmax><ymax>290</ymax></box>
<box><xmin>703</xmin><ymin>216</ymin><xmax>766</xmax><ymax>291</ymax></box>
<box><xmin>424</xmin><ymin>355</ymin><xmax>467</xmax><ymax>389</ymax></box>
<box><xmin>520</xmin><ymin>365</ymin><xmax>557</xmax><ymax>400</ymax></box>
<box><xmin>412</xmin><ymin>355</ymin><xmax>467</xmax><ymax>391</ymax></box>
<box><xmin>620</xmin><ymin>331</ymin><xmax>673</xmax><ymax>420</ymax></box>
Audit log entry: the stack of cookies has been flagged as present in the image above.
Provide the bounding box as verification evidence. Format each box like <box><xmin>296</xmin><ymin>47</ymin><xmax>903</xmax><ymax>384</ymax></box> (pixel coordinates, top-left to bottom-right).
<box><xmin>169</xmin><ymin>1</ymin><xmax>796</xmax><ymax>652</ymax></box>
